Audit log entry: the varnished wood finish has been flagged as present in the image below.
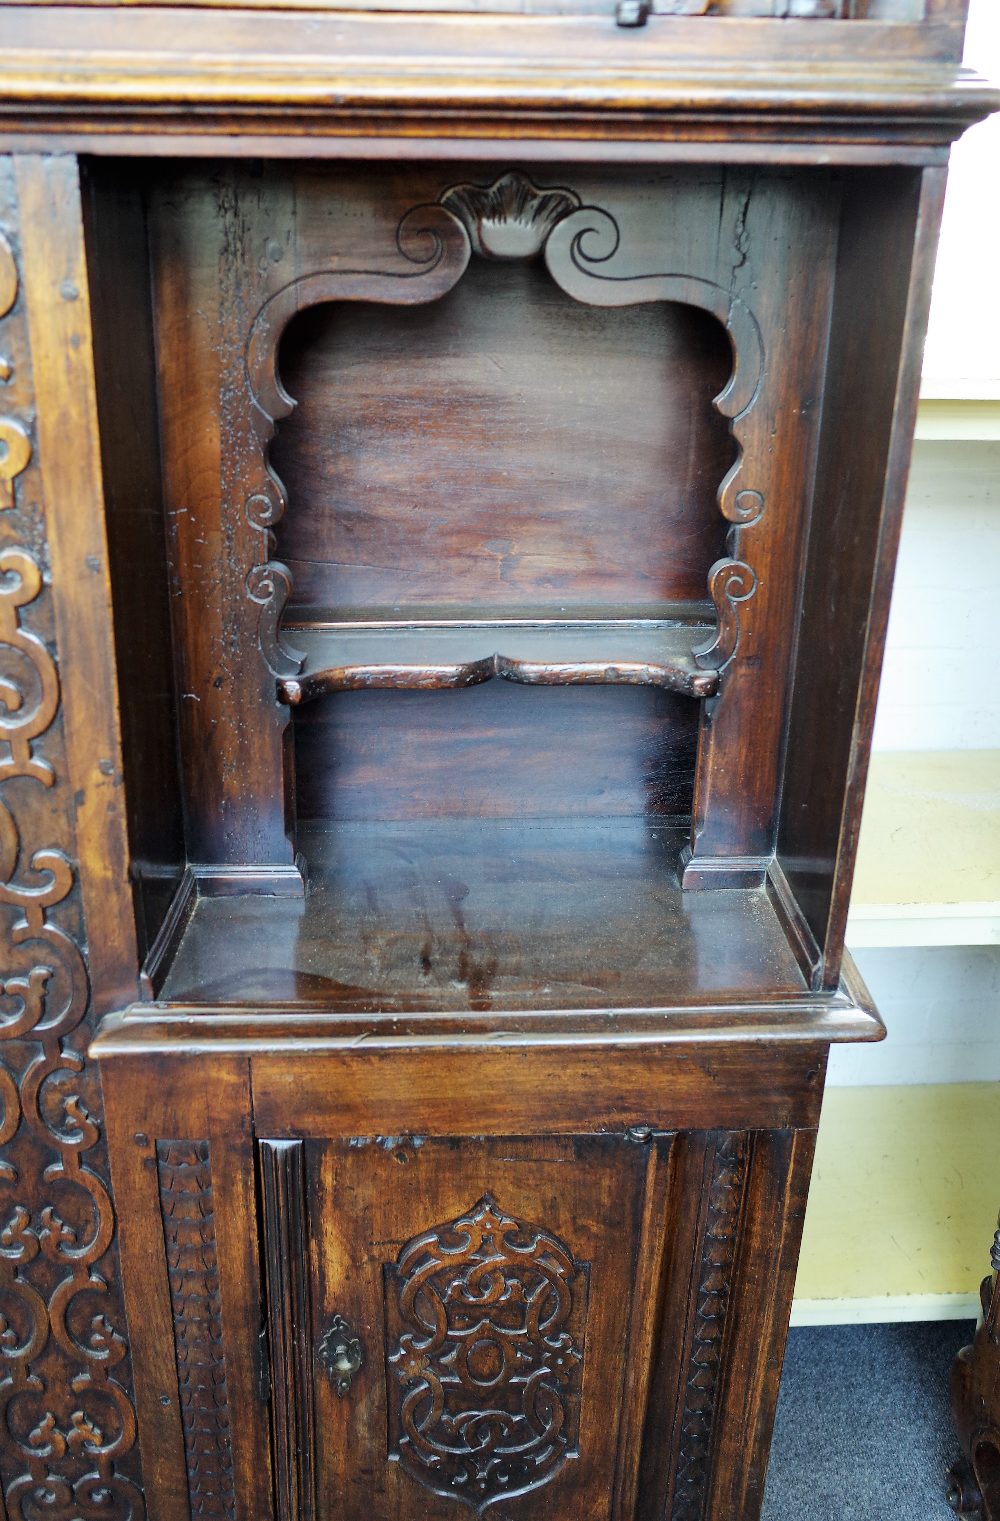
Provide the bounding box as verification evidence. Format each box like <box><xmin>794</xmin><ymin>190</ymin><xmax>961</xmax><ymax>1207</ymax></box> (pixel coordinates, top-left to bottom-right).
<box><xmin>0</xmin><ymin>154</ymin><xmax>144</xmax><ymax>1521</ymax></box>
<box><xmin>776</xmin><ymin>165</ymin><xmax>948</xmax><ymax>988</ymax></box>
<box><xmin>1</xmin><ymin>6</ymin><xmax>993</xmax><ymax>1521</ymax></box>
<box><xmin>293</xmin><ymin>673</ymin><xmax>702</xmax><ymax>825</ymax></box>
<box><xmin>278</xmin><ymin>622</ymin><xmax>723</xmax><ymax>703</ymax></box>
<box><xmin>0</xmin><ymin>9</ymin><xmax>991</xmax><ymax>159</ymax></box>
<box><xmin>146</xmin><ymin>161</ymin><xmax>838</xmax><ymax>887</ymax></box>
<box><xmin>156</xmin><ymin>820</ymin><xmax>808</xmax><ymax>1009</ymax></box>
<box><xmin>272</xmin><ymin>261</ymin><xmax>731</xmax><ymax>618</ymax></box>
<box><xmin>95</xmin><ymin>1019</ymin><xmax>831</xmax><ymax>1521</ymax></box>
<box><xmin>259</xmin><ymin>1142</ymin><xmax>316</xmax><ymax>1521</ymax></box>
<box><xmin>82</xmin><ymin>161</ymin><xmax>184</xmax><ymax>961</ymax></box>
<box><xmin>156</xmin><ymin>1140</ymin><xmax>237</xmax><ymax>1521</ymax></box>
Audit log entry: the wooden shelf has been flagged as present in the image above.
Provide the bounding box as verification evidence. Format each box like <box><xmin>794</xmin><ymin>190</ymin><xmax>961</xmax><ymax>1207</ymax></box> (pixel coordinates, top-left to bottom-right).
<box><xmin>151</xmin><ymin>818</ymin><xmax>815</xmax><ymax>1013</ymax></box>
<box><xmin>847</xmin><ymin>749</ymin><xmax>1000</xmax><ymax>948</ymax></box>
<box><xmin>141</xmin><ymin>818</ymin><xmax>884</xmax><ymax>1048</ymax></box>
<box><xmin>276</xmin><ymin>619</ymin><xmax>721</xmax><ymax>704</ymax></box>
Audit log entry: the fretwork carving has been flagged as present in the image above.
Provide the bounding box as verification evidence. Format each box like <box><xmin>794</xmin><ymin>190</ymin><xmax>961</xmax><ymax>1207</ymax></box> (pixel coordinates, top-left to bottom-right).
<box><xmin>385</xmin><ymin>1194</ymin><xmax>588</xmax><ymax>1514</ymax></box>
<box><xmin>243</xmin><ymin>200</ymin><xmax>473</xmax><ymax>680</ymax></box>
<box><xmin>0</xmin><ymin>158</ymin><xmax>143</xmax><ymax>1521</ymax></box>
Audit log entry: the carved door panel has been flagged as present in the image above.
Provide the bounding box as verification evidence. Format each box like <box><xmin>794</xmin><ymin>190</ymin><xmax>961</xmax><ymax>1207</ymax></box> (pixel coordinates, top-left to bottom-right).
<box><xmin>259</xmin><ymin>1134</ymin><xmax>661</xmax><ymax>1521</ymax></box>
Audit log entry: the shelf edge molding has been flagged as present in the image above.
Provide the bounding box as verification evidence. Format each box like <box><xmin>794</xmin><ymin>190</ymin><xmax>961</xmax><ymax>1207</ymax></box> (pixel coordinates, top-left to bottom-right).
<box><xmin>278</xmin><ymin>646</ymin><xmax>720</xmax><ymax>704</ymax></box>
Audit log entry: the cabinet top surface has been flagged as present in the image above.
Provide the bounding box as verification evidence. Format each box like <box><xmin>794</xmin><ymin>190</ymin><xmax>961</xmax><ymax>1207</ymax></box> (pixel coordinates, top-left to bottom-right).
<box><xmin>0</xmin><ymin>5</ymin><xmax>995</xmax><ymax>160</ymax></box>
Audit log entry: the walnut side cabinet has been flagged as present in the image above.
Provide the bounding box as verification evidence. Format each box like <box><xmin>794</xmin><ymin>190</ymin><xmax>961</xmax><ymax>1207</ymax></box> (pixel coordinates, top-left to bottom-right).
<box><xmin>0</xmin><ymin>6</ymin><xmax>994</xmax><ymax>1521</ymax></box>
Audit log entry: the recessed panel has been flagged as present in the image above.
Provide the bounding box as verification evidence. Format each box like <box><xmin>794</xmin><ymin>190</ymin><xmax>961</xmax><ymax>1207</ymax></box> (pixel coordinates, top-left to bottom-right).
<box><xmin>272</xmin><ymin>259</ymin><xmax>732</xmax><ymax>617</ymax></box>
<box><xmin>293</xmin><ymin>683</ymin><xmax>699</xmax><ymax>823</ymax></box>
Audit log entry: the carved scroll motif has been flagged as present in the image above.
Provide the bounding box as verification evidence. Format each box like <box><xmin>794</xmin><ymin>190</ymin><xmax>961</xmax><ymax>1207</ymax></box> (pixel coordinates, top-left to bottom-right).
<box><xmin>0</xmin><ymin>233</ymin><xmax>30</xmax><ymax>507</ymax></box>
<box><xmin>693</xmin><ymin>559</ymin><xmax>758</xmax><ymax>672</ymax></box>
<box><xmin>0</xmin><ymin>170</ymin><xmax>143</xmax><ymax>1521</ymax></box>
<box><xmin>243</xmin><ymin>201</ymin><xmax>473</xmax><ymax>679</ymax></box>
<box><xmin>243</xmin><ymin>171</ymin><xmax>764</xmax><ymax>695</ymax></box>
<box><xmin>542</xmin><ymin>195</ymin><xmax>765</xmax><ymax>674</ymax></box>
<box><xmin>670</xmin><ymin>1135</ymin><xmax>749</xmax><ymax>1521</ymax></box>
<box><xmin>156</xmin><ymin>1142</ymin><xmax>235</xmax><ymax>1521</ymax></box>
<box><xmin>385</xmin><ymin>1195</ymin><xmax>588</xmax><ymax>1514</ymax></box>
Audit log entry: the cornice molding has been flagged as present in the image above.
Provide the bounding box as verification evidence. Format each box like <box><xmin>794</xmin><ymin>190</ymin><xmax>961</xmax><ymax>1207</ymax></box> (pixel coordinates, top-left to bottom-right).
<box><xmin>0</xmin><ymin>11</ymin><xmax>994</xmax><ymax>154</ymax></box>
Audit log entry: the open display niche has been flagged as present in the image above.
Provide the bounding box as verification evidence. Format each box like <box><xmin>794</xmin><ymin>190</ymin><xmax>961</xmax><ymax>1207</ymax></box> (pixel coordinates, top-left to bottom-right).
<box><xmin>87</xmin><ymin>157</ymin><xmax>922</xmax><ymax>1017</ymax></box>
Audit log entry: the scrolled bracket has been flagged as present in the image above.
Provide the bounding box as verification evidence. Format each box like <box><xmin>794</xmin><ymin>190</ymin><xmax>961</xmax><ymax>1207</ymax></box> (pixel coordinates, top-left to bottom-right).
<box><xmin>693</xmin><ymin>557</ymin><xmax>758</xmax><ymax>673</ymax></box>
<box><xmin>246</xmin><ymin>561</ymin><xmax>304</xmax><ymax>679</ymax></box>
<box><xmin>242</xmin><ymin>201</ymin><xmax>475</xmax><ymax>689</ymax></box>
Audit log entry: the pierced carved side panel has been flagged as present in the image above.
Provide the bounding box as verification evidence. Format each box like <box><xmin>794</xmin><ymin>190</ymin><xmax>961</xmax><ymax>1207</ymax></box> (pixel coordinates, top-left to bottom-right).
<box><xmin>385</xmin><ymin>1194</ymin><xmax>589</xmax><ymax>1514</ymax></box>
<box><xmin>156</xmin><ymin>1142</ymin><xmax>235</xmax><ymax>1521</ymax></box>
<box><xmin>0</xmin><ymin>157</ymin><xmax>143</xmax><ymax>1521</ymax></box>
<box><xmin>670</xmin><ymin>1134</ymin><xmax>749</xmax><ymax>1521</ymax></box>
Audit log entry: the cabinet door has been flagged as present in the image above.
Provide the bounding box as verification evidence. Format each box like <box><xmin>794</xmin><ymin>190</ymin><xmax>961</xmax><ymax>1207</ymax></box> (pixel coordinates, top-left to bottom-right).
<box><xmin>259</xmin><ymin>1133</ymin><xmax>662</xmax><ymax>1521</ymax></box>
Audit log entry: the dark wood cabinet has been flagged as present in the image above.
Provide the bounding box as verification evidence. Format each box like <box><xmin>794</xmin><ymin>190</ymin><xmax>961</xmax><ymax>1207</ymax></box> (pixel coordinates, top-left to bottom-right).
<box><xmin>0</xmin><ymin>6</ymin><xmax>995</xmax><ymax>1521</ymax></box>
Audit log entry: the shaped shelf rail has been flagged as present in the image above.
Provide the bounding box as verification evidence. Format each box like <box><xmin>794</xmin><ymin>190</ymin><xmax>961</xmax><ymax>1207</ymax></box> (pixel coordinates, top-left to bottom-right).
<box><xmin>275</xmin><ymin>618</ymin><xmax>726</xmax><ymax>705</ymax></box>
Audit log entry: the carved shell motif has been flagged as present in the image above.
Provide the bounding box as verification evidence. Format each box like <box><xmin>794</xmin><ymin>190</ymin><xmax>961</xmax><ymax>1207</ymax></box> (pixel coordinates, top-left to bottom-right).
<box><xmin>440</xmin><ymin>172</ymin><xmax>581</xmax><ymax>261</ymax></box>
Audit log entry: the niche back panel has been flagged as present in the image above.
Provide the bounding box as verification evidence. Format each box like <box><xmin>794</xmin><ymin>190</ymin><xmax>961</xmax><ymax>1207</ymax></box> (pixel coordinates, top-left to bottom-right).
<box><xmin>293</xmin><ymin>683</ymin><xmax>700</xmax><ymax>823</ymax></box>
<box><xmin>272</xmin><ymin>265</ymin><xmax>733</xmax><ymax>618</ymax></box>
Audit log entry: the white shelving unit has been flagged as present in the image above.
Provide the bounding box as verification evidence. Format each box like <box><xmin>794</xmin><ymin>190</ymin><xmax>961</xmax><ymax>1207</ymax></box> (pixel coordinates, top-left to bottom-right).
<box><xmin>846</xmin><ymin>750</ymin><xmax>1000</xmax><ymax>950</ymax></box>
<box><xmin>793</xmin><ymin>754</ymin><xmax>1000</xmax><ymax>1328</ymax></box>
<box><xmin>792</xmin><ymin>2</ymin><xmax>1000</xmax><ymax>1326</ymax></box>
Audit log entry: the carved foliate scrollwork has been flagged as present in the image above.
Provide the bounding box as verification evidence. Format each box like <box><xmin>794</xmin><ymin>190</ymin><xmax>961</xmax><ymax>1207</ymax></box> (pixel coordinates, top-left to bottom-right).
<box><xmin>385</xmin><ymin>1194</ymin><xmax>588</xmax><ymax>1514</ymax></box>
<box><xmin>0</xmin><ymin>420</ymin><xmax>31</xmax><ymax>512</ymax></box>
<box><xmin>0</xmin><ymin>169</ymin><xmax>143</xmax><ymax>1521</ymax></box>
<box><xmin>1</xmin><ymin>548</ymin><xmax>58</xmax><ymax>783</ymax></box>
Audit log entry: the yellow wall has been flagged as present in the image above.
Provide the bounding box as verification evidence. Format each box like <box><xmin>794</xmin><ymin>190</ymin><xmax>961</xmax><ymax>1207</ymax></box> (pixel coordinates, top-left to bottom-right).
<box><xmin>794</xmin><ymin>1083</ymin><xmax>1000</xmax><ymax>1317</ymax></box>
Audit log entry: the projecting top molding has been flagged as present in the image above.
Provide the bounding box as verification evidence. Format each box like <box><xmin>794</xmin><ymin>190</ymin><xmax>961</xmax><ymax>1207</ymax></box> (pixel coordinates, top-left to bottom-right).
<box><xmin>0</xmin><ymin>0</ymin><xmax>995</xmax><ymax>162</ymax></box>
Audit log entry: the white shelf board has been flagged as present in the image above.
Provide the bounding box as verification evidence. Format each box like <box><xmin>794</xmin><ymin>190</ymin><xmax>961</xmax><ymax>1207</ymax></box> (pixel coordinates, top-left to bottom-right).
<box><xmin>915</xmin><ymin>395</ymin><xmax>1000</xmax><ymax>441</ymax></box>
<box><xmin>846</xmin><ymin>750</ymin><xmax>1000</xmax><ymax>950</ymax></box>
<box><xmin>792</xmin><ymin>1084</ymin><xmax>1000</xmax><ymax>1323</ymax></box>
<box><xmin>790</xmin><ymin>1293</ymin><xmax>980</xmax><ymax>1327</ymax></box>
<box><xmin>921</xmin><ymin>379</ymin><xmax>1000</xmax><ymax>403</ymax></box>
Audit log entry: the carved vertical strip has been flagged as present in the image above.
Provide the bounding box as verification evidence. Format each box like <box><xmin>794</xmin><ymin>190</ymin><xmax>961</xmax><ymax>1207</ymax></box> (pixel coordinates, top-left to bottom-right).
<box><xmin>14</xmin><ymin>155</ymin><xmax>140</xmax><ymax>1012</ymax></box>
<box><xmin>669</xmin><ymin>1134</ymin><xmax>749</xmax><ymax>1521</ymax></box>
<box><xmin>258</xmin><ymin>1140</ymin><xmax>315</xmax><ymax>1521</ymax></box>
<box><xmin>0</xmin><ymin>155</ymin><xmax>143</xmax><ymax>1521</ymax></box>
<box><xmin>156</xmin><ymin>1142</ymin><xmax>236</xmax><ymax>1521</ymax></box>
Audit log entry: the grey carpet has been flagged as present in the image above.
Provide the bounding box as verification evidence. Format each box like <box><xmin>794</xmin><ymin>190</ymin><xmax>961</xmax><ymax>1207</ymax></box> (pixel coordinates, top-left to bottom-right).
<box><xmin>762</xmin><ymin>1321</ymin><xmax>976</xmax><ymax>1521</ymax></box>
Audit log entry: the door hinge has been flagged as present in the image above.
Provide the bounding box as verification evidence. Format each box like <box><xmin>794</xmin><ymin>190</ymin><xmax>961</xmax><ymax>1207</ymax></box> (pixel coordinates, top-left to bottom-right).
<box><xmin>257</xmin><ymin>1324</ymin><xmax>272</xmax><ymax>1404</ymax></box>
